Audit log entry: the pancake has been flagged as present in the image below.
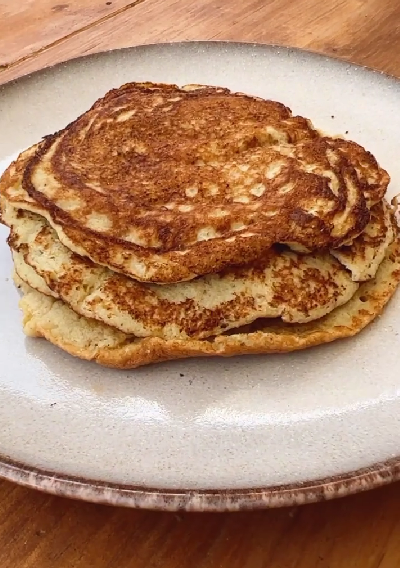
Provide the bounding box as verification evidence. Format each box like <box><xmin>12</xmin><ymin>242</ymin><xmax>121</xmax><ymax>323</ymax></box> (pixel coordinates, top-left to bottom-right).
<box><xmin>1</xmin><ymin>82</ymin><xmax>389</xmax><ymax>283</ymax></box>
<box><xmin>8</xmin><ymin>207</ymin><xmax>361</xmax><ymax>339</ymax></box>
<box><xmin>5</xmin><ymin>197</ymin><xmax>394</xmax><ymax>340</ymax></box>
<box><xmin>14</xmin><ymin>230</ymin><xmax>400</xmax><ymax>369</ymax></box>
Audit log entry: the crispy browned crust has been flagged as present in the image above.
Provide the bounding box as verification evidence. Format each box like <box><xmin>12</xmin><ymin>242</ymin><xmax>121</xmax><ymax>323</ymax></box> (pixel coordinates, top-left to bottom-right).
<box><xmin>16</xmin><ymin>234</ymin><xmax>400</xmax><ymax>369</ymax></box>
<box><xmin>2</xmin><ymin>82</ymin><xmax>389</xmax><ymax>283</ymax></box>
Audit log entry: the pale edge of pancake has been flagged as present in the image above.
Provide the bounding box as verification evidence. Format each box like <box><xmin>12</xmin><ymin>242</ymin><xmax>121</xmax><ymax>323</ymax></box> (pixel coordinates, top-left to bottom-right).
<box><xmin>13</xmin><ymin>233</ymin><xmax>400</xmax><ymax>369</ymax></box>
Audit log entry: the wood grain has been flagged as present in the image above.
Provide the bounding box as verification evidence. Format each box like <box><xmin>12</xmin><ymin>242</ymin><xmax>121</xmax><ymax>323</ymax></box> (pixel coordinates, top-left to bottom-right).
<box><xmin>0</xmin><ymin>480</ymin><xmax>400</xmax><ymax>568</ymax></box>
<box><xmin>1</xmin><ymin>0</ymin><xmax>400</xmax><ymax>566</ymax></box>
<box><xmin>0</xmin><ymin>0</ymin><xmax>144</xmax><ymax>67</ymax></box>
<box><xmin>2</xmin><ymin>0</ymin><xmax>400</xmax><ymax>86</ymax></box>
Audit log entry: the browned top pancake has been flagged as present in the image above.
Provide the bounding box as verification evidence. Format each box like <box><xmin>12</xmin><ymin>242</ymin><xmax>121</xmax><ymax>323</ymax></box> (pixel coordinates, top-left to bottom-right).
<box><xmin>2</xmin><ymin>82</ymin><xmax>389</xmax><ymax>282</ymax></box>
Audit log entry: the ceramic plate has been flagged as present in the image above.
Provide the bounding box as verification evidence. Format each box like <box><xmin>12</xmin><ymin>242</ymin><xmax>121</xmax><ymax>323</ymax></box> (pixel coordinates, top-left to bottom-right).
<box><xmin>0</xmin><ymin>42</ymin><xmax>400</xmax><ymax>512</ymax></box>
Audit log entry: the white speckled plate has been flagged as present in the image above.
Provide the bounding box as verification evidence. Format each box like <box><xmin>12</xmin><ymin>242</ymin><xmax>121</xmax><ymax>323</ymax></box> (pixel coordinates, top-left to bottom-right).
<box><xmin>0</xmin><ymin>42</ymin><xmax>400</xmax><ymax>512</ymax></box>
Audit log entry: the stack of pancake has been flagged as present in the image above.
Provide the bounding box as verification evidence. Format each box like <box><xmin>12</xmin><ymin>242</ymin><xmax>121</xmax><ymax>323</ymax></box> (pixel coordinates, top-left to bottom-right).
<box><xmin>1</xmin><ymin>82</ymin><xmax>399</xmax><ymax>368</ymax></box>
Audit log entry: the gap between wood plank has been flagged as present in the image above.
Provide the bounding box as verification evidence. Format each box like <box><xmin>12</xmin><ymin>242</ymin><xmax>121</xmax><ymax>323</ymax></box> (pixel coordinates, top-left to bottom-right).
<box><xmin>0</xmin><ymin>0</ymin><xmax>149</xmax><ymax>72</ymax></box>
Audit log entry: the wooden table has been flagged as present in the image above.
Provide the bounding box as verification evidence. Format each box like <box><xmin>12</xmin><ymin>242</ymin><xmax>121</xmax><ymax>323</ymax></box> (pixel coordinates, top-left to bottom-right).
<box><xmin>1</xmin><ymin>0</ymin><xmax>400</xmax><ymax>566</ymax></box>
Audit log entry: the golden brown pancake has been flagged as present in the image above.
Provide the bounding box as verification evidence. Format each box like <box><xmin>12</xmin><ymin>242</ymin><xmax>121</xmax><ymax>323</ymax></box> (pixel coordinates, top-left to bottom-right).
<box><xmin>8</xmin><ymin>206</ymin><xmax>361</xmax><ymax>339</ymax></box>
<box><xmin>1</xmin><ymin>81</ymin><xmax>398</xmax><ymax>370</ymax></box>
<box><xmin>1</xmin><ymin>82</ymin><xmax>389</xmax><ymax>283</ymax></box>
<box><xmin>14</xmin><ymin>229</ymin><xmax>400</xmax><ymax>368</ymax></box>
<box><xmin>5</xmin><ymin>194</ymin><xmax>395</xmax><ymax>340</ymax></box>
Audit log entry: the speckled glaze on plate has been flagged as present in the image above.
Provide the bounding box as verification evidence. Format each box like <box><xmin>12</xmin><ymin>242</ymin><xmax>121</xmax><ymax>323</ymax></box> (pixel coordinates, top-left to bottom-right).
<box><xmin>0</xmin><ymin>41</ymin><xmax>400</xmax><ymax>512</ymax></box>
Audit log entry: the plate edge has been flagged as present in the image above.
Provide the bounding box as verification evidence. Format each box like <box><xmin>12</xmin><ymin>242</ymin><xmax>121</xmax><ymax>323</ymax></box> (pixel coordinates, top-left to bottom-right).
<box><xmin>1</xmin><ymin>455</ymin><xmax>399</xmax><ymax>512</ymax></box>
<box><xmin>1</xmin><ymin>40</ymin><xmax>399</xmax><ymax>93</ymax></box>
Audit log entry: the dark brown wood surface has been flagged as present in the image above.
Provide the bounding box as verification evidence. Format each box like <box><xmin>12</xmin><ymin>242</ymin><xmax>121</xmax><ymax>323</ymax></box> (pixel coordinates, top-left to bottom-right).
<box><xmin>1</xmin><ymin>1</ymin><xmax>400</xmax><ymax>566</ymax></box>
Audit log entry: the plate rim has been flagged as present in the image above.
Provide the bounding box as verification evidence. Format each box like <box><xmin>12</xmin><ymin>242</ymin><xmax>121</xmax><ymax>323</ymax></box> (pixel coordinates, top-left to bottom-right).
<box><xmin>1</xmin><ymin>39</ymin><xmax>400</xmax><ymax>511</ymax></box>
<box><xmin>1</xmin><ymin>454</ymin><xmax>400</xmax><ymax>512</ymax></box>
<box><xmin>1</xmin><ymin>39</ymin><xmax>399</xmax><ymax>92</ymax></box>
